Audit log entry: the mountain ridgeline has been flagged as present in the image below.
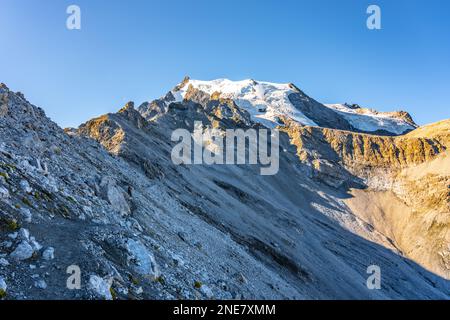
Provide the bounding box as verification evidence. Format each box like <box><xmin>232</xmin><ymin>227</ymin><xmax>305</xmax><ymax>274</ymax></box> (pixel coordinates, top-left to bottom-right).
<box><xmin>0</xmin><ymin>79</ymin><xmax>449</xmax><ymax>300</ymax></box>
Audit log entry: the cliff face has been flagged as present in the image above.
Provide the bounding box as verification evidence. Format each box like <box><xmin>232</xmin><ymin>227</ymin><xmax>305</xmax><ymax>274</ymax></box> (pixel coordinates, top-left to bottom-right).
<box><xmin>280</xmin><ymin>118</ymin><xmax>450</xmax><ymax>279</ymax></box>
<box><xmin>282</xmin><ymin>119</ymin><xmax>445</xmax><ymax>168</ymax></box>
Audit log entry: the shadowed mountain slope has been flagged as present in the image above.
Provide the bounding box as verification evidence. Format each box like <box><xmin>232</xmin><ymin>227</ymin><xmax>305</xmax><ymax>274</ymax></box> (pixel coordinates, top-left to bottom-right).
<box><xmin>0</xmin><ymin>80</ymin><xmax>449</xmax><ymax>300</ymax></box>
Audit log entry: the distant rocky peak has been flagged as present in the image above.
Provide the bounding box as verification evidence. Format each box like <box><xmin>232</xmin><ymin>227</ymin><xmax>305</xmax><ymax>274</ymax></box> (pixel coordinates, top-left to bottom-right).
<box><xmin>115</xmin><ymin>101</ymin><xmax>147</xmax><ymax>130</ymax></box>
<box><xmin>0</xmin><ymin>83</ymin><xmax>9</xmax><ymax>91</ymax></box>
<box><xmin>118</xmin><ymin>101</ymin><xmax>138</xmax><ymax>118</ymax></box>
<box><xmin>173</xmin><ymin>76</ymin><xmax>191</xmax><ymax>92</ymax></box>
<box><xmin>120</xmin><ymin>101</ymin><xmax>135</xmax><ymax>111</ymax></box>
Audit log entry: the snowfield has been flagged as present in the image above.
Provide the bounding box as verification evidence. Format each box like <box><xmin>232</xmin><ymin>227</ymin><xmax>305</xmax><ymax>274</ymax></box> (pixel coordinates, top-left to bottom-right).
<box><xmin>324</xmin><ymin>103</ymin><xmax>416</xmax><ymax>135</ymax></box>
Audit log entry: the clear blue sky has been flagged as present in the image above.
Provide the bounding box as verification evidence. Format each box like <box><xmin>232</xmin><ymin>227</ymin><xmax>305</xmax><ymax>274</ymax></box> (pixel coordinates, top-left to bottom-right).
<box><xmin>1</xmin><ymin>0</ymin><xmax>449</xmax><ymax>128</ymax></box>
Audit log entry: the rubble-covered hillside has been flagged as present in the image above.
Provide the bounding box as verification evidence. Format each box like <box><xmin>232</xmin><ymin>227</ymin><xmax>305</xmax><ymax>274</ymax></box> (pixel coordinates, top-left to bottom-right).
<box><xmin>0</xmin><ymin>80</ymin><xmax>449</xmax><ymax>300</ymax></box>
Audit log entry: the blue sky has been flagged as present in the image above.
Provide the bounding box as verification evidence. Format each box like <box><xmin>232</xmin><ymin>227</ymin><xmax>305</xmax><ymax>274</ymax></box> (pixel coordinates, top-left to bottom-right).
<box><xmin>0</xmin><ymin>0</ymin><xmax>449</xmax><ymax>128</ymax></box>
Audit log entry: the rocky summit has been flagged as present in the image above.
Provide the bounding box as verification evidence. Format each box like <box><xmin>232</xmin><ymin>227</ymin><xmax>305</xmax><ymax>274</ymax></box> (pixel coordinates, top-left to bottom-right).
<box><xmin>0</xmin><ymin>79</ymin><xmax>449</xmax><ymax>300</ymax></box>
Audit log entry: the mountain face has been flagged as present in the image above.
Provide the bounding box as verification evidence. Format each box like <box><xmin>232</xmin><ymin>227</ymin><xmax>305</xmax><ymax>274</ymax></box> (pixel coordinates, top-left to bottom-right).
<box><xmin>144</xmin><ymin>77</ymin><xmax>416</xmax><ymax>135</ymax></box>
<box><xmin>324</xmin><ymin>103</ymin><xmax>417</xmax><ymax>135</ymax></box>
<box><xmin>0</xmin><ymin>79</ymin><xmax>449</xmax><ymax>300</ymax></box>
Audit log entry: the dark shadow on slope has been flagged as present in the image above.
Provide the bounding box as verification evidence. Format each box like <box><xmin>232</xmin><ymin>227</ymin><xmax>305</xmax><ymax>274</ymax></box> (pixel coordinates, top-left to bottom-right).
<box><xmin>178</xmin><ymin>174</ymin><xmax>450</xmax><ymax>299</ymax></box>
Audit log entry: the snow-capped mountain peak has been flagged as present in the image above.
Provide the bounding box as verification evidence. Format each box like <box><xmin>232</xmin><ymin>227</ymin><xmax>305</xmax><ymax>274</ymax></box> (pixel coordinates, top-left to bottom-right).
<box><xmin>172</xmin><ymin>78</ymin><xmax>317</xmax><ymax>128</ymax></box>
<box><xmin>169</xmin><ymin>77</ymin><xmax>416</xmax><ymax>135</ymax></box>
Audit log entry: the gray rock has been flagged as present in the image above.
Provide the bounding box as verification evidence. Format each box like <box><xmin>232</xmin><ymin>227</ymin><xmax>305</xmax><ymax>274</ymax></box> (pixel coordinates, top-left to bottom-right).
<box><xmin>42</xmin><ymin>247</ymin><xmax>55</xmax><ymax>261</ymax></box>
<box><xmin>8</xmin><ymin>232</ymin><xmax>18</xmax><ymax>240</ymax></box>
<box><xmin>18</xmin><ymin>228</ymin><xmax>30</xmax><ymax>241</ymax></box>
<box><xmin>10</xmin><ymin>241</ymin><xmax>34</xmax><ymax>261</ymax></box>
<box><xmin>29</xmin><ymin>237</ymin><xmax>42</xmax><ymax>251</ymax></box>
<box><xmin>100</xmin><ymin>177</ymin><xmax>131</xmax><ymax>216</ymax></box>
<box><xmin>0</xmin><ymin>258</ymin><xmax>9</xmax><ymax>267</ymax></box>
<box><xmin>200</xmin><ymin>285</ymin><xmax>214</xmax><ymax>299</ymax></box>
<box><xmin>126</xmin><ymin>239</ymin><xmax>160</xmax><ymax>279</ymax></box>
<box><xmin>0</xmin><ymin>186</ymin><xmax>9</xmax><ymax>199</ymax></box>
<box><xmin>20</xmin><ymin>180</ymin><xmax>32</xmax><ymax>193</ymax></box>
<box><xmin>0</xmin><ymin>241</ymin><xmax>13</xmax><ymax>249</ymax></box>
<box><xmin>34</xmin><ymin>279</ymin><xmax>47</xmax><ymax>289</ymax></box>
<box><xmin>89</xmin><ymin>275</ymin><xmax>112</xmax><ymax>300</ymax></box>
<box><xmin>20</xmin><ymin>208</ymin><xmax>32</xmax><ymax>223</ymax></box>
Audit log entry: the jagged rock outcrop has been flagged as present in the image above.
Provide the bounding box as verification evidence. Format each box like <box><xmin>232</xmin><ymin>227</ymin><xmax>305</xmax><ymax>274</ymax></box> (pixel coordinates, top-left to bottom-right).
<box><xmin>280</xmin><ymin>118</ymin><xmax>446</xmax><ymax>185</ymax></box>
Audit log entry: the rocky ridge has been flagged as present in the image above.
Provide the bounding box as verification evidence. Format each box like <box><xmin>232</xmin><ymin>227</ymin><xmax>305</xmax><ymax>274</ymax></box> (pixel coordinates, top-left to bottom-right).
<box><xmin>0</xmin><ymin>80</ymin><xmax>449</xmax><ymax>300</ymax></box>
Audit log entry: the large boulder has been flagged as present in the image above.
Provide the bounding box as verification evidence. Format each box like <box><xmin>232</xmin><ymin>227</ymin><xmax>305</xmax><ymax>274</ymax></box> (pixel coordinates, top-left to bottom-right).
<box><xmin>100</xmin><ymin>176</ymin><xmax>131</xmax><ymax>216</ymax></box>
